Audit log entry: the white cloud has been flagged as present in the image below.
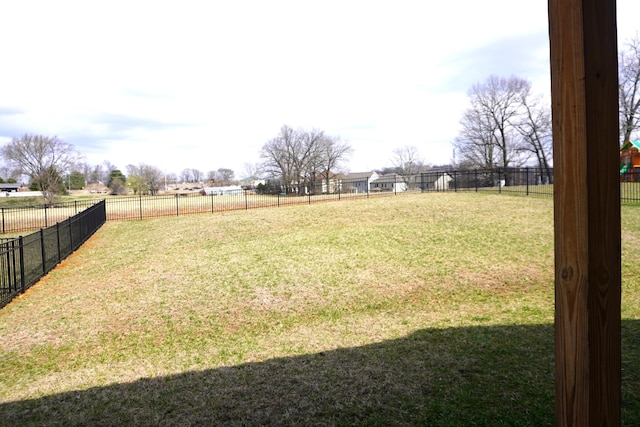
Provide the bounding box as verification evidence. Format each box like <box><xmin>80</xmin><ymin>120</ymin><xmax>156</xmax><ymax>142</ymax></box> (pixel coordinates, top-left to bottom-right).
<box><xmin>0</xmin><ymin>0</ymin><xmax>638</xmax><ymax>177</ymax></box>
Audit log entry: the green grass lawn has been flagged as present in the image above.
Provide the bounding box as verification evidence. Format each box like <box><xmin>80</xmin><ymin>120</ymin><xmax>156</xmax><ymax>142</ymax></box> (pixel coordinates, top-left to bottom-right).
<box><xmin>0</xmin><ymin>192</ymin><xmax>639</xmax><ymax>425</ymax></box>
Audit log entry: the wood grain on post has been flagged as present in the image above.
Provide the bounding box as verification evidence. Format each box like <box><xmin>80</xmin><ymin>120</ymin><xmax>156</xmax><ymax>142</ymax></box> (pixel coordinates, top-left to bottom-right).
<box><xmin>548</xmin><ymin>0</ymin><xmax>621</xmax><ymax>425</ymax></box>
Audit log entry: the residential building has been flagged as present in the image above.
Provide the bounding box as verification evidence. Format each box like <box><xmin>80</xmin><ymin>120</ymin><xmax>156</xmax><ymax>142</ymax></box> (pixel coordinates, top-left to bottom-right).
<box><xmin>342</xmin><ymin>171</ymin><xmax>379</xmax><ymax>193</ymax></box>
<box><xmin>370</xmin><ymin>173</ymin><xmax>407</xmax><ymax>193</ymax></box>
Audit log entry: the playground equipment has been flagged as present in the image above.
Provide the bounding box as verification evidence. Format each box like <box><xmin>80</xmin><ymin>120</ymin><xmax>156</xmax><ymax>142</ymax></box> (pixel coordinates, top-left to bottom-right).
<box><xmin>620</xmin><ymin>140</ymin><xmax>640</xmax><ymax>181</ymax></box>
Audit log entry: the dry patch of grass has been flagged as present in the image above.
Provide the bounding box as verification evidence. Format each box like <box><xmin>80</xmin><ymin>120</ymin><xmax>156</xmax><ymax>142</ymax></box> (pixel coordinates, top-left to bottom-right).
<box><xmin>1</xmin><ymin>193</ymin><xmax>639</xmax><ymax>425</ymax></box>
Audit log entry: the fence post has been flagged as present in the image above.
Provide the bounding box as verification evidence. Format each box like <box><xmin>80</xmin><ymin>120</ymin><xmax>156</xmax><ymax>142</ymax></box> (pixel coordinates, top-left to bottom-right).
<box><xmin>74</xmin><ymin>200</ymin><xmax>78</xmax><ymax>215</ymax></box>
<box><xmin>18</xmin><ymin>236</ymin><xmax>25</xmax><ymax>294</ymax></box>
<box><xmin>175</xmin><ymin>194</ymin><xmax>179</xmax><ymax>216</ymax></box>
<box><xmin>246</xmin><ymin>192</ymin><xmax>249</xmax><ymax>210</ymax></box>
<box><xmin>277</xmin><ymin>193</ymin><xmax>280</xmax><ymax>207</ymax></box>
<box><xmin>211</xmin><ymin>194</ymin><xmax>215</xmax><ymax>213</ymax></box>
<box><xmin>5</xmin><ymin>240</ymin><xmax>12</xmax><ymax>292</ymax></box>
<box><xmin>56</xmin><ymin>222</ymin><xmax>61</xmax><ymax>262</ymax></box>
<box><xmin>10</xmin><ymin>239</ymin><xmax>17</xmax><ymax>292</ymax></box>
<box><xmin>69</xmin><ymin>214</ymin><xmax>73</xmax><ymax>251</ymax></box>
<box><xmin>44</xmin><ymin>205</ymin><xmax>48</xmax><ymax>228</ymax></box>
<box><xmin>475</xmin><ymin>170</ymin><xmax>478</xmax><ymax>192</ymax></box>
<box><xmin>526</xmin><ymin>167</ymin><xmax>530</xmax><ymax>196</ymax></box>
<box><xmin>1</xmin><ymin>208</ymin><xmax>4</xmax><ymax>234</ymax></box>
<box><xmin>40</xmin><ymin>228</ymin><xmax>46</xmax><ymax>276</ymax></box>
<box><xmin>139</xmin><ymin>195</ymin><xmax>143</xmax><ymax>220</ymax></box>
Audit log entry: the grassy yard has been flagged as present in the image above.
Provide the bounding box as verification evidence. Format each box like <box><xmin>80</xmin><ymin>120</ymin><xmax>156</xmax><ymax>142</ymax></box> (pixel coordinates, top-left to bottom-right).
<box><xmin>0</xmin><ymin>193</ymin><xmax>639</xmax><ymax>425</ymax></box>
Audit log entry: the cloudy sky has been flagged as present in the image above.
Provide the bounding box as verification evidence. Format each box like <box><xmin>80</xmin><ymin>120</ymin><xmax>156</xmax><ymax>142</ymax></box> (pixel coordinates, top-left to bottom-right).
<box><xmin>1</xmin><ymin>1</ymin><xmax>639</xmax><ymax>178</ymax></box>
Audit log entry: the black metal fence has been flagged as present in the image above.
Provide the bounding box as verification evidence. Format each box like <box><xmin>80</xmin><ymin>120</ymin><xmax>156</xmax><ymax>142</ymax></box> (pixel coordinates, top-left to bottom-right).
<box><xmin>0</xmin><ymin>199</ymin><xmax>98</xmax><ymax>234</ymax></box>
<box><xmin>418</xmin><ymin>167</ymin><xmax>637</xmax><ymax>202</ymax></box>
<box><xmin>0</xmin><ymin>200</ymin><xmax>106</xmax><ymax>308</ymax></box>
<box><xmin>418</xmin><ymin>167</ymin><xmax>555</xmax><ymax>198</ymax></box>
<box><xmin>3</xmin><ymin>167</ymin><xmax>640</xmax><ymax>236</ymax></box>
<box><xmin>102</xmin><ymin>184</ymin><xmax>392</xmax><ymax>222</ymax></box>
<box><xmin>97</xmin><ymin>168</ymin><xmax>558</xmax><ymax>223</ymax></box>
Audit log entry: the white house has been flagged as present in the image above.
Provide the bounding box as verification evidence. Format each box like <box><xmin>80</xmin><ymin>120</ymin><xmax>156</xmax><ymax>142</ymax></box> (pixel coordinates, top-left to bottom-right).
<box><xmin>315</xmin><ymin>171</ymin><xmax>344</xmax><ymax>194</ymax></box>
<box><xmin>370</xmin><ymin>173</ymin><xmax>408</xmax><ymax>193</ymax></box>
<box><xmin>342</xmin><ymin>171</ymin><xmax>379</xmax><ymax>193</ymax></box>
<box><xmin>201</xmin><ymin>185</ymin><xmax>244</xmax><ymax>196</ymax></box>
<box><xmin>419</xmin><ymin>172</ymin><xmax>453</xmax><ymax>191</ymax></box>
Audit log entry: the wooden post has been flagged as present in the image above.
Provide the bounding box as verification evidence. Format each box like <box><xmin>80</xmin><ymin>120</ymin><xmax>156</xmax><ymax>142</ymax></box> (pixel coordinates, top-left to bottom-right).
<box><xmin>548</xmin><ymin>0</ymin><xmax>621</xmax><ymax>425</ymax></box>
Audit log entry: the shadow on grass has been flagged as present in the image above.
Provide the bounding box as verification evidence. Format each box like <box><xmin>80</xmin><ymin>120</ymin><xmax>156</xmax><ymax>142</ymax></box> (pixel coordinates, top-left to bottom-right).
<box><xmin>2</xmin><ymin>321</ymin><xmax>640</xmax><ymax>426</ymax></box>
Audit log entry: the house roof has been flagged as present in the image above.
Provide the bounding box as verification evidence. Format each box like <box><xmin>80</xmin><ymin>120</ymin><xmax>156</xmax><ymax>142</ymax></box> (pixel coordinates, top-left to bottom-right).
<box><xmin>315</xmin><ymin>171</ymin><xmax>343</xmax><ymax>180</ymax></box>
<box><xmin>371</xmin><ymin>173</ymin><xmax>403</xmax><ymax>183</ymax></box>
<box><xmin>0</xmin><ymin>183</ymin><xmax>20</xmax><ymax>189</ymax></box>
<box><xmin>621</xmin><ymin>140</ymin><xmax>640</xmax><ymax>151</ymax></box>
<box><xmin>343</xmin><ymin>171</ymin><xmax>376</xmax><ymax>180</ymax></box>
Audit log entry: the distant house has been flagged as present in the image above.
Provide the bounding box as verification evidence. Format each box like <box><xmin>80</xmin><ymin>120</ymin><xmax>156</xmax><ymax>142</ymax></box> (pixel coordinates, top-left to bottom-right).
<box><xmin>620</xmin><ymin>140</ymin><xmax>640</xmax><ymax>182</ymax></box>
<box><xmin>419</xmin><ymin>172</ymin><xmax>453</xmax><ymax>191</ymax></box>
<box><xmin>342</xmin><ymin>171</ymin><xmax>379</xmax><ymax>193</ymax></box>
<box><xmin>249</xmin><ymin>179</ymin><xmax>266</xmax><ymax>188</ymax></box>
<box><xmin>370</xmin><ymin>173</ymin><xmax>407</xmax><ymax>193</ymax></box>
<box><xmin>0</xmin><ymin>183</ymin><xmax>21</xmax><ymax>193</ymax></box>
<box><xmin>315</xmin><ymin>171</ymin><xmax>344</xmax><ymax>194</ymax></box>
<box><xmin>201</xmin><ymin>185</ymin><xmax>244</xmax><ymax>196</ymax></box>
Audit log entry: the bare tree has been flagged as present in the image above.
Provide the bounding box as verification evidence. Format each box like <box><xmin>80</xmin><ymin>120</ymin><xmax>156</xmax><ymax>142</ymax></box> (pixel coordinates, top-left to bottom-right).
<box><xmin>0</xmin><ymin>164</ymin><xmax>18</xmax><ymax>182</ymax></box>
<box><xmin>391</xmin><ymin>145</ymin><xmax>423</xmax><ymax>174</ymax></box>
<box><xmin>180</xmin><ymin>168</ymin><xmax>192</xmax><ymax>184</ymax></box>
<box><xmin>453</xmin><ymin>107</ymin><xmax>499</xmax><ymax>169</ymax></box>
<box><xmin>261</xmin><ymin>126</ymin><xmax>343</xmax><ymax>195</ymax></box>
<box><xmin>298</xmin><ymin>129</ymin><xmax>326</xmax><ymax>195</ymax></box>
<box><xmin>127</xmin><ymin>163</ymin><xmax>164</xmax><ymax>195</ymax></box>
<box><xmin>318</xmin><ymin>136</ymin><xmax>352</xmax><ymax>194</ymax></box>
<box><xmin>261</xmin><ymin>126</ymin><xmax>307</xmax><ymax>194</ymax></box>
<box><xmin>455</xmin><ymin>75</ymin><xmax>537</xmax><ymax>185</ymax></box>
<box><xmin>242</xmin><ymin>162</ymin><xmax>263</xmax><ymax>180</ymax></box>
<box><xmin>261</xmin><ymin>126</ymin><xmax>295</xmax><ymax>192</ymax></box>
<box><xmin>79</xmin><ymin>162</ymin><xmax>112</xmax><ymax>186</ymax></box>
<box><xmin>620</xmin><ymin>35</ymin><xmax>640</xmax><ymax>144</ymax></box>
<box><xmin>77</xmin><ymin>161</ymin><xmax>91</xmax><ymax>185</ymax></box>
<box><xmin>389</xmin><ymin>145</ymin><xmax>424</xmax><ymax>190</ymax></box>
<box><xmin>471</xmin><ymin>76</ymin><xmax>529</xmax><ymax>173</ymax></box>
<box><xmin>191</xmin><ymin>168</ymin><xmax>204</xmax><ymax>183</ymax></box>
<box><xmin>214</xmin><ymin>168</ymin><xmax>235</xmax><ymax>186</ymax></box>
<box><xmin>142</xmin><ymin>165</ymin><xmax>164</xmax><ymax>194</ymax></box>
<box><xmin>514</xmin><ymin>88</ymin><xmax>553</xmax><ymax>183</ymax></box>
<box><xmin>0</xmin><ymin>134</ymin><xmax>80</xmax><ymax>205</ymax></box>
<box><xmin>165</xmin><ymin>172</ymin><xmax>178</xmax><ymax>187</ymax></box>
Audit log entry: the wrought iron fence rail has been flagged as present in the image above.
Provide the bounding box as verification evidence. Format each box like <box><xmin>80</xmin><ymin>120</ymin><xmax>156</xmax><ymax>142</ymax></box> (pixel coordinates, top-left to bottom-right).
<box><xmin>102</xmin><ymin>190</ymin><xmax>387</xmax><ymax>222</ymax></box>
<box><xmin>5</xmin><ymin>168</ymin><xmax>640</xmax><ymax>237</ymax></box>
<box><xmin>0</xmin><ymin>200</ymin><xmax>106</xmax><ymax>308</ymax></box>
<box><xmin>0</xmin><ymin>199</ymin><xmax>97</xmax><ymax>234</ymax></box>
